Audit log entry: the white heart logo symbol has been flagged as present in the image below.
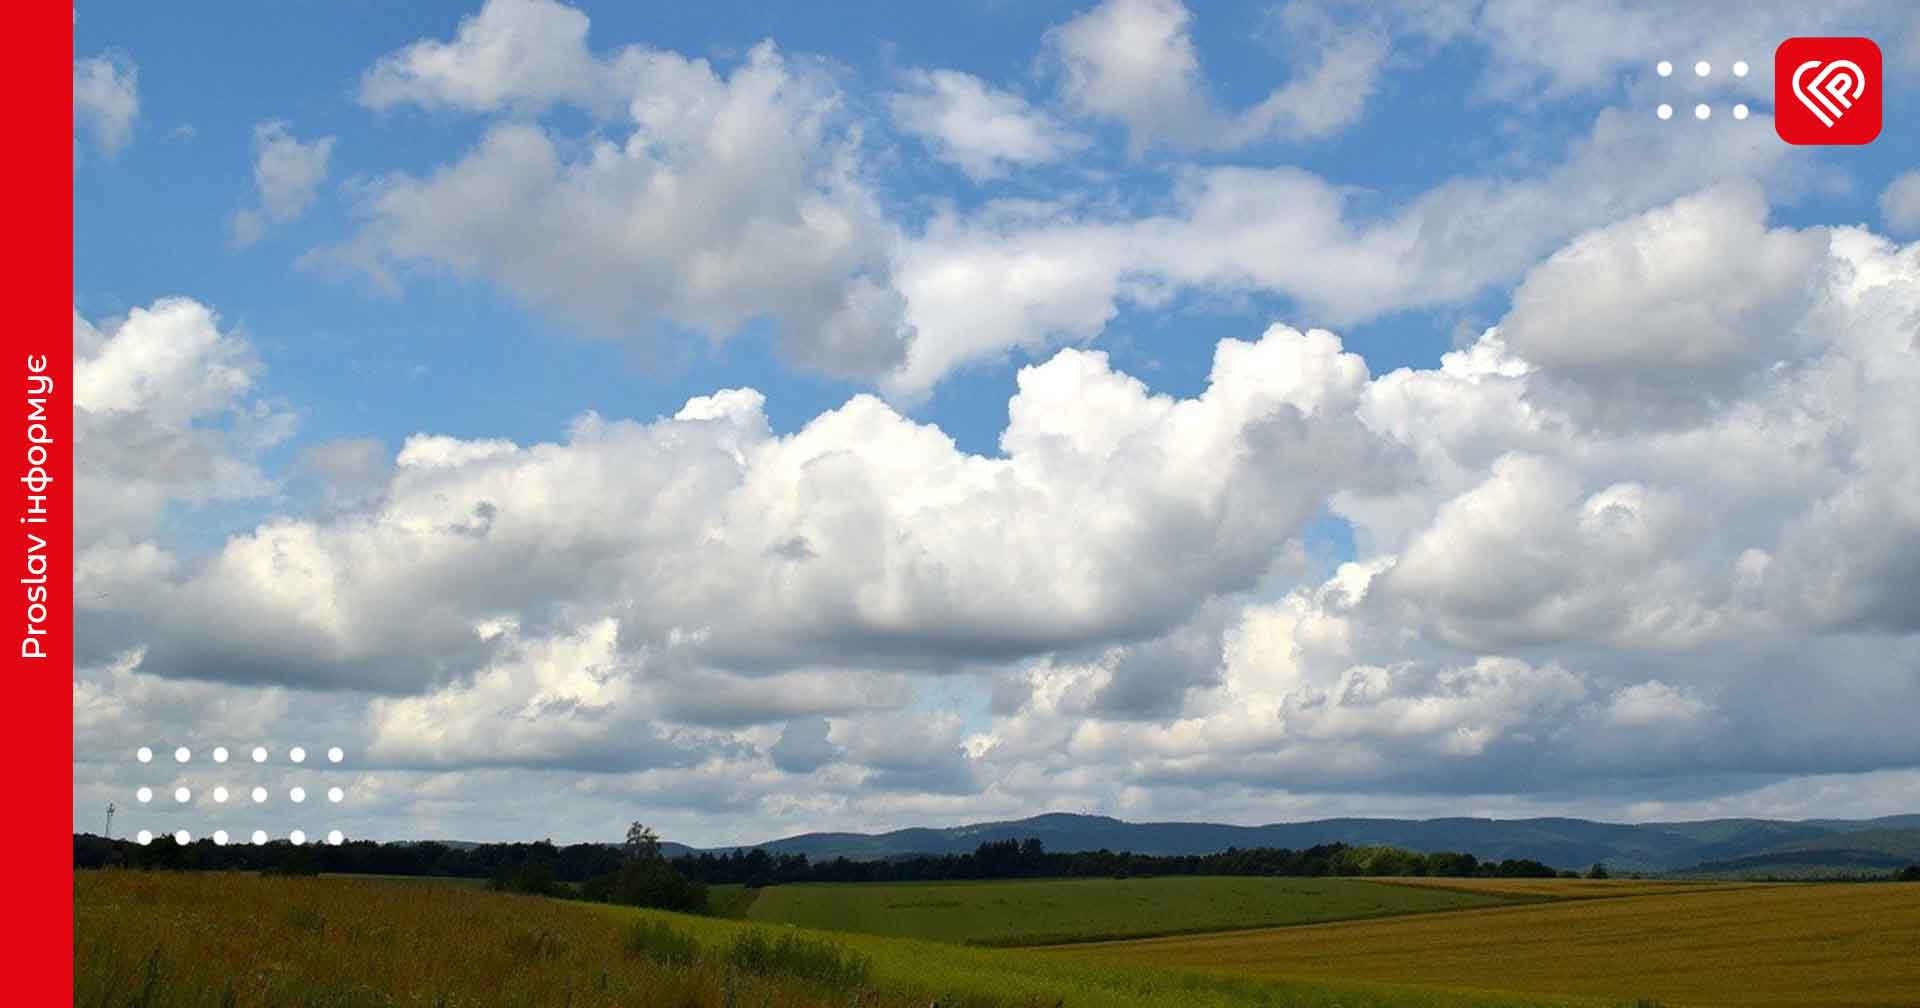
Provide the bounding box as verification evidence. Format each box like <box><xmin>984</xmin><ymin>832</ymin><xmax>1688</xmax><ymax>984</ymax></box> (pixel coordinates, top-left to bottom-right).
<box><xmin>1792</xmin><ymin>58</ymin><xmax>1867</xmax><ymax>127</ymax></box>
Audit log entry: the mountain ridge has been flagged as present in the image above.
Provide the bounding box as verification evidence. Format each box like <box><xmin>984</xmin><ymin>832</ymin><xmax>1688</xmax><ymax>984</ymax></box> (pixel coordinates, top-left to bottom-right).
<box><xmin>673</xmin><ymin>811</ymin><xmax>1920</xmax><ymax>873</ymax></box>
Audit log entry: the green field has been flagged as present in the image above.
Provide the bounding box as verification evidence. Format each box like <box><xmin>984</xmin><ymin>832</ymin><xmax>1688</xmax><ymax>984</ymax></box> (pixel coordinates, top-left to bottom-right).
<box><xmin>721</xmin><ymin>875</ymin><xmax>1518</xmax><ymax>945</ymax></box>
<box><xmin>74</xmin><ymin>870</ymin><xmax>1602</xmax><ymax>1008</ymax></box>
<box><xmin>1052</xmin><ymin>881</ymin><xmax>1920</xmax><ymax>1007</ymax></box>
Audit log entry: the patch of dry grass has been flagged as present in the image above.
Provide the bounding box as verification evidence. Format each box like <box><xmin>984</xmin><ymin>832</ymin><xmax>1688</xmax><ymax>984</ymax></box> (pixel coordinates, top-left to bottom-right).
<box><xmin>1051</xmin><ymin>881</ymin><xmax>1920</xmax><ymax>1007</ymax></box>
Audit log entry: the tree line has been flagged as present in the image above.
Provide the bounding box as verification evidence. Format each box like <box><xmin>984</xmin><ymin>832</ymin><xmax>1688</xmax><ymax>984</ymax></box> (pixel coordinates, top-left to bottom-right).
<box><xmin>74</xmin><ymin>831</ymin><xmax>1566</xmax><ymax>890</ymax></box>
<box><xmin>72</xmin><ymin>830</ymin><xmax>1920</xmax><ymax>901</ymax></box>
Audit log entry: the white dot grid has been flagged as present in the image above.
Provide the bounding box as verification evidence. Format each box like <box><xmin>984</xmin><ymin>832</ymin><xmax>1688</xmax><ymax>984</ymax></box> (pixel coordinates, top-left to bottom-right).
<box><xmin>132</xmin><ymin>744</ymin><xmax>352</xmax><ymax>849</ymax></box>
<box><xmin>1656</xmin><ymin>57</ymin><xmax>1757</xmax><ymax>122</ymax></box>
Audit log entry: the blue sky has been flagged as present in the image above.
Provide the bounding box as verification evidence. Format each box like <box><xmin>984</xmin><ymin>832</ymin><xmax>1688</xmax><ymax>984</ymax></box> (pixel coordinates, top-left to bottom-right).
<box><xmin>73</xmin><ymin>1</ymin><xmax>1920</xmax><ymax>846</ymax></box>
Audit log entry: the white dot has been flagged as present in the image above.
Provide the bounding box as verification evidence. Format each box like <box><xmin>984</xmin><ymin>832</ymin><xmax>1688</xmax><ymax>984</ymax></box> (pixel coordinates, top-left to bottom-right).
<box><xmin>212</xmin><ymin>830</ymin><xmax>228</xmax><ymax>846</ymax></box>
<box><xmin>136</xmin><ymin>747</ymin><xmax>152</xmax><ymax>763</ymax></box>
<box><xmin>1733</xmin><ymin>104</ymin><xmax>1750</xmax><ymax>120</ymax></box>
<box><xmin>1733</xmin><ymin>60</ymin><xmax>1749</xmax><ymax>77</ymax></box>
<box><xmin>327</xmin><ymin>787</ymin><xmax>344</xmax><ymax>803</ymax></box>
<box><xmin>174</xmin><ymin>747</ymin><xmax>191</xmax><ymax>763</ymax></box>
<box><xmin>174</xmin><ymin>830</ymin><xmax>191</xmax><ymax>844</ymax></box>
<box><xmin>1695</xmin><ymin>103</ymin><xmax>1711</xmax><ymax>120</ymax></box>
<box><xmin>1695</xmin><ymin>61</ymin><xmax>1711</xmax><ymax>77</ymax></box>
<box><xmin>289</xmin><ymin>747</ymin><xmax>306</xmax><ymax>764</ymax></box>
<box><xmin>174</xmin><ymin>787</ymin><xmax>191</xmax><ymax>803</ymax></box>
<box><xmin>1657</xmin><ymin>104</ymin><xmax>1673</xmax><ymax>120</ymax></box>
<box><xmin>1656</xmin><ymin>60</ymin><xmax>1673</xmax><ymax>77</ymax></box>
<box><xmin>135</xmin><ymin>830</ymin><xmax>153</xmax><ymax>845</ymax></box>
<box><xmin>212</xmin><ymin>746</ymin><xmax>229</xmax><ymax>763</ymax></box>
<box><xmin>327</xmin><ymin>747</ymin><xmax>344</xmax><ymax>764</ymax></box>
<box><xmin>251</xmin><ymin>786</ymin><xmax>267</xmax><ymax>803</ymax></box>
<box><xmin>290</xmin><ymin>830</ymin><xmax>306</xmax><ymax>845</ymax></box>
<box><xmin>251</xmin><ymin>830</ymin><xmax>267</xmax><ymax>845</ymax></box>
<box><xmin>290</xmin><ymin>787</ymin><xmax>306</xmax><ymax>803</ymax></box>
<box><xmin>252</xmin><ymin>746</ymin><xmax>267</xmax><ymax>763</ymax></box>
<box><xmin>327</xmin><ymin>830</ymin><xmax>344</xmax><ymax>846</ymax></box>
<box><xmin>213</xmin><ymin>786</ymin><xmax>229</xmax><ymax>803</ymax></box>
<box><xmin>136</xmin><ymin>787</ymin><xmax>152</xmax><ymax>804</ymax></box>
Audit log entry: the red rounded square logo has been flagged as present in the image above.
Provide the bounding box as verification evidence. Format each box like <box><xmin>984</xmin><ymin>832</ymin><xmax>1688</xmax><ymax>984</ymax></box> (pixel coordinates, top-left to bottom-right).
<box><xmin>1776</xmin><ymin>37</ymin><xmax>1881</xmax><ymax>145</ymax></box>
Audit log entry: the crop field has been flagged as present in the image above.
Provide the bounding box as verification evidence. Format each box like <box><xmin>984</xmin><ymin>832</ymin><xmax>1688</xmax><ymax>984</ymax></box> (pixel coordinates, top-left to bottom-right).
<box><xmin>723</xmin><ymin>875</ymin><xmax>1516</xmax><ymax>945</ymax></box>
<box><xmin>1052</xmin><ymin>881</ymin><xmax>1920</xmax><ymax>1007</ymax></box>
<box><xmin>1363</xmin><ymin>876</ymin><xmax>1763</xmax><ymax>899</ymax></box>
<box><xmin>75</xmin><ymin>870</ymin><xmax>1597</xmax><ymax>1008</ymax></box>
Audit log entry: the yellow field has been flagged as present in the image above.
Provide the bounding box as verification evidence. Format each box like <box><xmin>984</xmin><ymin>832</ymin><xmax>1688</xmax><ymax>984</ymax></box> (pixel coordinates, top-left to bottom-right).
<box><xmin>1050</xmin><ymin>882</ymin><xmax>1920</xmax><ymax>1007</ymax></box>
<box><xmin>1363</xmin><ymin>876</ymin><xmax>1768</xmax><ymax>899</ymax></box>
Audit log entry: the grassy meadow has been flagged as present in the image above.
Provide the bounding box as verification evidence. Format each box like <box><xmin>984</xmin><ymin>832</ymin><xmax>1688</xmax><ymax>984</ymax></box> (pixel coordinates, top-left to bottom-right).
<box><xmin>75</xmin><ymin>870</ymin><xmax>1606</xmax><ymax>1008</ymax></box>
<box><xmin>717</xmin><ymin>875</ymin><xmax>1516</xmax><ymax>945</ymax></box>
<box><xmin>1052</xmin><ymin>880</ymin><xmax>1920</xmax><ymax>1007</ymax></box>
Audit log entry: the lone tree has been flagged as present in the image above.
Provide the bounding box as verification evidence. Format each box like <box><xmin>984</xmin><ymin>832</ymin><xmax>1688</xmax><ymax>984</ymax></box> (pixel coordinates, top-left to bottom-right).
<box><xmin>1586</xmin><ymin>862</ymin><xmax>1611</xmax><ymax>879</ymax></box>
<box><xmin>624</xmin><ymin>821</ymin><xmax>662</xmax><ymax>862</ymax></box>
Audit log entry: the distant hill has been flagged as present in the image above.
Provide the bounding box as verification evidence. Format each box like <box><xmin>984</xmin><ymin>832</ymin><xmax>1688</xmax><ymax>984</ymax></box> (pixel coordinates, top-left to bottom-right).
<box><xmin>680</xmin><ymin>811</ymin><xmax>1920</xmax><ymax>874</ymax></box>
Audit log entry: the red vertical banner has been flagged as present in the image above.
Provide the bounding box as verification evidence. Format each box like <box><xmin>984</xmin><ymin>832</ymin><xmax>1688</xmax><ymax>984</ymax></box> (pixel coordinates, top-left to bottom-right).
<box><xmin>7</xmin><ymin>1</ymin><xmax>74</xmax><ymax>999</ymax></box>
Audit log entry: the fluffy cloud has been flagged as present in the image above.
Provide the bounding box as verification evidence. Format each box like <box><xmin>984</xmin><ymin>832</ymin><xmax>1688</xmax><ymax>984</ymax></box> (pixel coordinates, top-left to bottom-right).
<box><xmin>888</xmin><ymin>69</ymin><xmax>1086</xmax><ymax>180</ymax></box>
<box><xmin>230</xmin><ymin>121</ymin><xmax>336</xmax><ymax>247</ymax></box>
<box><xmin>73</xmin><ymin>299</ymin><xmax>288</xmax><ymax>557</ymax></box>
<box><xmin>341</xmin><ymin>2</ymin><xmax>910</xmax><ymax>379</ymax></box>
<box><xmin>74</xmin><ymin>52</ymin><xmax>138</xmax><ymax>157</ymax></box>
<box><xmin>95</xmin><ymin>323</ymin><xmax>1394</xmax><ymax>697</ymax></box>
<box><xmin>1882</xmin><ymin>171</ymin><xmax>1920</xmax><ymax>236</ymax></box>
<box><xmin>883</xmin><ymin>105</ymin><xmax>1794</xmax><ymax>395</ymax></box>
<box><xmin>1403</xmin><ymin>0</ymin><xmax>1917</xmax><ymax>101</ymax></box>
<box><xmin>78</xmin><ymin>188</ymin><xmax>1920</xmax><ymax>840</ymax></box>
<box><xmin>1046</xmin><ymin>0</ymin><xmax>1385</xmax><ymax>152</ymax></box>
<box><xmin>1497</xmin><ymin>182</ymin><xmax>1828</xmax><ymax>425</ymax></box>
<box><xmin>359</xmin><ymin>0</ymin><xmax>605</xmax><ymax>113</ymax></box>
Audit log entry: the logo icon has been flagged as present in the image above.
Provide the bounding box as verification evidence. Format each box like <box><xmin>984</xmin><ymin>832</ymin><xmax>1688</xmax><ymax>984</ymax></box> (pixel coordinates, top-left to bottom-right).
<box><xmin>1776</xmin><ymin>37</ymin><xmax>1881</xmax><ymax>145</ymax></box>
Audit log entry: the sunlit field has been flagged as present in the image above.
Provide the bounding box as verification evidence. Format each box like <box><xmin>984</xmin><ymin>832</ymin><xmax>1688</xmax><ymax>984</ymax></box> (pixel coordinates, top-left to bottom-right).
<box><xmin>1052</xmin><ymin>881</ymin><xmax>1920</xmax><ymax>1007</ymax></box>
<box><xmin>76</xmin><ymin>870</ymin><xmax>1610</xmax><ymax>1008</ymax></box>
<box><xmin>720</xmin><ymin>875</ymin><xmax>1515</xmax><ymax>945</ymax></box>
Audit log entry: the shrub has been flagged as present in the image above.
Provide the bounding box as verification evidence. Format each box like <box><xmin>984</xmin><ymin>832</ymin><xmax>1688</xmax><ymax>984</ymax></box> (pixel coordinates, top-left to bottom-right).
<box><xmin>725</xmin><ymin>928</ymin><xmax>872</xmax><ymax>989</ymax></box>
<box><xmin>621</xmin><ymin>919</ymin><xmax>699</xmax><ymax>967</ymax></box>
<box><xmin>583</xmin><ymin>857</ymin><xmax>709</xmax><ymax>913</ymax></box>
<box><xmin>1895</xmin><ymin>864</ymin><xmax>1920</xmax><ymax>882</ymax></box>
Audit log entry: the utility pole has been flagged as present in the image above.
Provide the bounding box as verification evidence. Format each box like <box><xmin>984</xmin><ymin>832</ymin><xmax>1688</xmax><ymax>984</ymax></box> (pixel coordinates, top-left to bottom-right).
<box><xmin>105</xmin><ymin>802</ymin><xmax>115</xmax><ymax>839</ymax></box>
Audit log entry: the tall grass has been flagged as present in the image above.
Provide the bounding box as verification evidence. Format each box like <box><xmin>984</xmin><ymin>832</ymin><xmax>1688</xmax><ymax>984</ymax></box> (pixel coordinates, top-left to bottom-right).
<box><xmin>725</xmin><ymin>928</ymin><xmax>873</xmax><ymax>987</ymax></box>
<box><xmin>77</xmin><ymin>869</ymin><xmax>1590</xmax><ymax>1008</ymax></box>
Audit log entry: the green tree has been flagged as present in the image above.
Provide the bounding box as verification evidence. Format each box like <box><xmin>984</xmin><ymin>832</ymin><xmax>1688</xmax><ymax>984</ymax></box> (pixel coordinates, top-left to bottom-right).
<box><xmin>624</xmin><ymin>822</ymin><xmax>662</xmax><ymax>862</ymax></box>
<box><xmin>1586</xmin><ymin>862</ymin><xmax>1611</xmax><ymax>879</ymax></box>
